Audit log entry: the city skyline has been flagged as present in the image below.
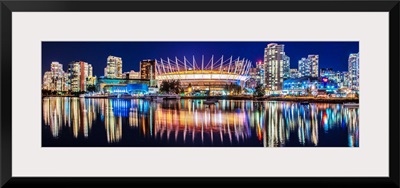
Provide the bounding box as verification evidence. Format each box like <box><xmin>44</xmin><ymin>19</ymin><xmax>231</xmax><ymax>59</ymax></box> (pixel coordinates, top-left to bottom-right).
<box><xmin>42</xmin><ymin>41</ymin><xmax>360</xmax><ymax>147</ymax></box>
<box><xmin>42</xmin><ymin>41</ymin><xmax>358</xmax><ymax>77</ymax></box>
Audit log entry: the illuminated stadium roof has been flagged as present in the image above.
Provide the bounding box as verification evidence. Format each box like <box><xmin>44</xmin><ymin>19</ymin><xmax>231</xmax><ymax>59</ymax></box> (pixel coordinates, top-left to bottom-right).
<box><xmin>155</xmin><ymin>56</ymin><xmax>251</xmax><ymax>81</ymax></box>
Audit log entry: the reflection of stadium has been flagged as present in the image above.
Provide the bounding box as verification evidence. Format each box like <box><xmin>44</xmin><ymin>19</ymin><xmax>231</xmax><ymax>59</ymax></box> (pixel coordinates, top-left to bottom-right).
<box><xmin>156</xmin><ymin>56</ymin><xmax>251</xmax><ymax>95</ymax></box>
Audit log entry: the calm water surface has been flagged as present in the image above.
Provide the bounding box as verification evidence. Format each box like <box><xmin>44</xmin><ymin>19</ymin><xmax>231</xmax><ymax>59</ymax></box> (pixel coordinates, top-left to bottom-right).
<box><xmin>42</xmin><ymin>97</ymin><xmax>359</xmax><ymax>147</ymax></box>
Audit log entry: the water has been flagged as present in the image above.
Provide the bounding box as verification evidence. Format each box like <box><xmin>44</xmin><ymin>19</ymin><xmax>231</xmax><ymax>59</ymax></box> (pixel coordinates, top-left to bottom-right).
<box><xmin>42</xmin><ymin>97</ymin><xmax>359</xmax><ymax>147</ymax></box>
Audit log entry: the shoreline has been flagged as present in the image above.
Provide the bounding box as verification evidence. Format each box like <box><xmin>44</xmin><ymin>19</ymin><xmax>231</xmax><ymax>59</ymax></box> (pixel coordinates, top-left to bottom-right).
<box><xmin>43</xmin><ymin>95</ymin><xmax>359</xmax><ymax>103</ymax></box>
<box><xmin>263</xmin><ymin>97</ymin><xmax>359</xmax><ymax>103</ymax></box>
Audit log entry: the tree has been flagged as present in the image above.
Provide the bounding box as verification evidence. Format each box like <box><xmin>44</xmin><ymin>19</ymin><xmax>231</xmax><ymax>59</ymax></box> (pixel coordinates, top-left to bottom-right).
<box><xmin>233</xmin><ymin>84</ymin><xmax>242</xmax><ymax>95</ymax></box>
<box><xmin>253</xmin><ymin>83</ymin><xmax>266</xmax><ymax>97</ymax></box>
<box><xmin>159</xmin><ymin>80</ymin><xmax>182</xmax><ymax>94</ymax></box>
<box><xmin>87</xmin><ymin>85</ymin><xmax>96</xmax><ymax>92</ymax></box>
<box><xmin>160</xmin><ymin>80</ymin><xmax>170</xmax><ymax>93</ymax></box>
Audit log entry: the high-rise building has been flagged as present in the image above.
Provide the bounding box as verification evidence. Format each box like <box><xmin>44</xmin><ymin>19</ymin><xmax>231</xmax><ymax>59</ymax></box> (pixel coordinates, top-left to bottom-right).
<box><xmin>348</xmin><ymin>53</ymin><xmax>359</xmax><ymax>90</ymax></box>
<box><xmin>140</xmin><ymin>60</ymin><xmax>156</xmax><ymax>79</ymax></box>
<box><xmin>50</xmin><ymin>62</ymin><xmax>66</xmax><ymax>91</ymax></box>
<box><xmin>298</xmin><ymin>55</ymin><xmax>319</xmax><ymax>78</ymax></box>
<box><xmin>256</xmin><ymin>61</ymin><xmax>265</xmax><ymax>85</ymax></box>
<box><xmin>342</xmin><ymin>71</ymin><xmax>350</xmax><ymax>88</ymax></box>
<box><xmin>68</xmin><ymin>61</ymin><xmax>92</xmax><ymax>92</ymax></box>
<box><xmin>88</xmin><ymin>64</ymin><xmax>93</xmax><ymax>78</ymax></box>
<box><xmin>298</xmin><ymin>57</ymin><xmax>311</xmax><ymax>77</ymax></box>
<box><xmin>105</xmin><ymin>56</ymin><xmax>123</xmax><ymax>78</ymax></box>
<box><xmin>283</xmin><ymin>55</ymin><xmax>290</xmax><ymax>79</ymax></box>
<box><xmin>42</xmin><ymin>62</ymin><xmax>71</xmax><ymax>92</ymax></box>
<box><xmin>247</xmin><ymin>67</ymin><xmax>260</xmax><ymax>88</ymax></box>
<box><xmin>140</xmin><ymin>59</ymin><xmax>157</xmax><ymax>86</ymax></box>
<box><xmin>42</xmin><ymin>71</ymin><xmax>52</xmax><ymax>90</ymax></box>
<box><xmin>289</xmin><ymin>69</ymin><xmax>301</xmax><ymax>79</ymax></box>
<box><xmin>128</xmin><ymin>70</ymin><xmax>140</xmax><ymax>79</ymax></box>
<box><xmin>335</xmin><ymin>71</ymin><xmax>349</xmax><ymax>88</ymax></box>
<box><xmin>308</xmin><ymin>55</ymin><xmax>319</xmax><ymax>78</ymax></box>
<box><xmin>320</xmin><ymin>68</ymin><xmax>335</xmax><ymax>81</ymax></box>
<box><xmin>63</xmin><ymin>72</ymin><xmax>70</xmax><ymax>91</ymax></box>
<box><xmin>264</xmin><ymin>43</ymin><xmax>290</xmax><ymax>90</ymax></box>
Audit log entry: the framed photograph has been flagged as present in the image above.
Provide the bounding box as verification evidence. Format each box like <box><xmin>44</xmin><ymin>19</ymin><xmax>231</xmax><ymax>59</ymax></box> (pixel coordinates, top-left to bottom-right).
<box><xmin>1</xmin><ymin>0</ymin><xmax>399</xmax><ymax>187</ymax></box>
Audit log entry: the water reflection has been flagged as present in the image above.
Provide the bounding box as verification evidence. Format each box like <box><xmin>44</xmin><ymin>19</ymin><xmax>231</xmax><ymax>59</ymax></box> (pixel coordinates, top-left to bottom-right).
<box><xmin>42</xmin><ymin>97</ymin><xmax>359</xmax><ymax>147</ymax></box>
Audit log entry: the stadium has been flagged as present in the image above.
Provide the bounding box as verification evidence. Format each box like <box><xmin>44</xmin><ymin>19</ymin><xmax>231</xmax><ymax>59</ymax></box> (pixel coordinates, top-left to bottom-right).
<box><xmin>155</xmin><ymin>56</ymin><xmax>252</xmax><ymax>95</ymax></box>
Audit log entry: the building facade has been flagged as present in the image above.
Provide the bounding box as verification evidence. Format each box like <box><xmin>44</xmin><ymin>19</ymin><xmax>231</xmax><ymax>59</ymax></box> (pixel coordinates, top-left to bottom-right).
<box><xmin>42</xmin><ymin>62</ymin><xmax>70</xmax><ymax>92</ymax></box>
<box><xmin>308</xmin><ymin>55</ymin><xmax>319</xmax><ymax>78</ymax></box>
<box><xmin>105</xmin><ymin>56</ymin><xmax>123</xmax><ymax>79</ymax></box>
<box><xmin>283</xmin><ymin>77</ymin><xmax>339</xmax><ymax>95</ymax></box>
<box><xmin>256</xmin><ymin>61</ymin><xmax>265</xmax><ymax>85</ymax></box>
<box><xmin>68</xmin><ymin>61</ymin><xmax>92</xmax><ymax>92</ymax></box>
<box><xmin>140</xmin><ymin>59</ymin><xmax>157</xmax><ymax>86</ymax></box>
<box><xmin>128</xmin><ymin>70</ymin><xmax>141</xmax><ymax>79</ymax></box>
<box><xmin>298</xmin><ymin>55</ymin><xmax>319</xmax><ymax>78</ymax></box>
<box><xmin>246</xmin><ymin>67</ymin><xmax>260</xmax><ymax>88</ymax></box>
<box><xmin>42</xmin><ymin>71</ymin><xmax>53</xmax><ymax>90</ymax></box>
<box><xmin>264</xmin><ymin>43</ymin><xmax>290</xmax><ymax>90</ymax></box>
<box><xmin>298</xmin><ymin>57</ymin><xmax>310</xmax><ymax>77</ymax></box>
<box><xmin>348</xmin><ymin>53</ymin><xmax>360</xmax><ymax>90</ymax></box>
<box><xmin>289</xmin><ymin>68</ymin><xmax>301</xmax><ymax>79</ymax></box>
<box><xmin>320</xmin><ymin>68</ymin><xmax>336</xmax><ymax>81</ymax></box>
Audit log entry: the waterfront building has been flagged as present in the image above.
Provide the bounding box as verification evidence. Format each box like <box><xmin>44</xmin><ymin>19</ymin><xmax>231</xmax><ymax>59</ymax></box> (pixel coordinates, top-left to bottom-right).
<box><xmin>63</xmin><ymin>72</ymin><xmax>70</xmax><ymax>91</ymax></box>
<box><xmin>264</xmin><ymin>43</ymin><xmax>290</xmax><ymax>90</ymax></box>
<box><xmin>140</xmin><ymin>59</ymin><xmax>157</xmax><ymax>87</ymax></box>
<box><xmin>50</xmin><ymin>62</ymin><xmax>63</xmax><ymax>91</ymax></box>
<box><xmin>283</xmin><ymin>76</ymin><xmax>338</xmax><ymax>95</ymax></box>
<box><xmin>320</xmin><ymin>68</ymin><xmax>336</xmax><ymax>80</ymax></box>
<box><xmin>97</xmin><ymin>77</ymin><xmax>150</xmax><ymax>92</ymax></box>
<box><xmin>156</xmin><ymin>56</ymin><xmax>251</xmax><ymax>95</ymax></box>
<box><xmin>105</xmin><ymin>56</ymin><xmax>123</xmax><ymax>79</ymax></box>
<box><xmin>342</xmin><ymin>71</ymin><xmax>350</xmax><ymax>88</ymax></box>
<box><xmin>290</xmin><ymin>68</ymin><xmax>301</xmax><ymax>79</ymax></box>
<box><xmin>88</xmin><ymin>64</ymin><xmax>93</xmax><ymax>77</ymax></box>
<box><xmin>125</xmin><ymin>70</ymin><xmax>140</xmax><ymax>79</ymax></box>
<box><xmin>308</xmin><ymin>55</ymin><xmax>319</xmax><ymax>78</ymax></box>
<box><xmin>256</xmin><ymin>61</ymin><xmax>265</xmax><ymax>85</ymax></box>
<box><xmin>103</xmin><ymin>84</ymin><xmax>149</xmax><ymax>95</ymax></box>
<box><xmin>246</xmin><ymin>67</ymin><xmax>260</xmax><ymax>88</ymax></box>
<box><xmin>348</xmin><ymin>53</ymin><xmax>359</xmax><ymax>90</ymax></box>
<box><xmin>298</xmin><ymin>55</ymin><xmax>319</xmax><ymax>78</ymax></box>
<box><xmin>68</xmin><ymin>61</ymin><xmax>92</xmax><ymax>92</ymax></box>
<box><xmin>298</xmin><ymin>57</ymin><xmax>310</xmax><ymax>77</ymax></box>
<box><xmin>42</xmin><ymin>62</ymin><xmax>70</xmax><ymax>92</ymax></box>
<box><xmin>42</xmin><ymin>71</ymin><xmax>52</xmax><ymax>90</ymax></box>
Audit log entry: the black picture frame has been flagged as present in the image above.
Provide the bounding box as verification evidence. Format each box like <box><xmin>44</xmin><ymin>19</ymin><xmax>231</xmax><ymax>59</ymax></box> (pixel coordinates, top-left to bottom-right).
<box><xmin>1</xmin><ymin>0</ymin><xmax>399</xmax><ymax>187</ymax></box>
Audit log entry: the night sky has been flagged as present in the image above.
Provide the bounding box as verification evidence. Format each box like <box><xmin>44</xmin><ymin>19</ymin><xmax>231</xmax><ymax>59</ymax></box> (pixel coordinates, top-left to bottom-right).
<box><xmin>42</xmin><ymin>42</ymin><xmax>358</xmax><ymax>77</ymax></box>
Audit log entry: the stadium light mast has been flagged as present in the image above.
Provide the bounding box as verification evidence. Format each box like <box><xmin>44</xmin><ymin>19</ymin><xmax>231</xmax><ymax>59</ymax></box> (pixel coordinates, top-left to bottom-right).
<box><xmin>233</xmin><ymin>57</ymin><xmax>240</xmax><ymax>75</ymax></box>
<box><xmin>168</xmin><ymin>58</ymin><xmax>172</xmax><ymax>74</ymax></box>
<box><xmin>202</xmin><ymin>55</ymin><xmax>204</xmax><ymax>73</ymax></box>
<box><xmin>193</xmin><ymin>56</ymin><xmax>195</xmax><ymax>71</ymax></box>
<box><xmin>175</xmin><ymin>57</ymin><xmax>180</xmax><ymax>73</ymax></box>
<box><xmin>160</xmin><ymin>58</ymin><xmax>166</xmax><ymax>74</ymax></box>
<box><xmin>241</xmin><ymin>59</ymin><xmax>248</xmax><ymax>75</ymax></box>
<box><xmin>241</xmin><ymin>58</ymin><xmax>247</xmax><ymax>76</ymax></box>
<box><xmin>184</xmin><ymin>56</ymin><xmax>187</xmax><ymax>73</ymax></box>
<box><xmin>246</xmin><ymin>61</ymin><xmax>252</xmax><ymax>75</ymax></box>
<box><xmin>211</xmin><ymin>55</ymin><xmax>214</xmax><ymax>71</ymax></box>
<box><xmin>219</xmin><ymin>55</ymin><xmax>224</xmax><ymax>74</ymax></box>
<box><xmin>228</xmin><ymin>56</ymin><xmax>233</xmax><ymax>74</ymax></box>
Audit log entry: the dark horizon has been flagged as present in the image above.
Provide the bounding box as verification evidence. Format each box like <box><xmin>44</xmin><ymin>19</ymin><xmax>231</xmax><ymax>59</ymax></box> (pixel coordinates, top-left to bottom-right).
<box><xmin>42</xmin><ymin>41</ymin><xmax>359</xmax><ymax>77</ymax></box>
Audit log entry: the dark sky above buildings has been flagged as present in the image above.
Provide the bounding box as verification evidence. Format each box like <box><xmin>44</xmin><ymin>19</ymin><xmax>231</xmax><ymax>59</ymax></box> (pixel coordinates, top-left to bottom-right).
<box><xmin>42</xmin><ymin>41</ymin><xmax>358</xmax><ymax>77</ymax></box>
